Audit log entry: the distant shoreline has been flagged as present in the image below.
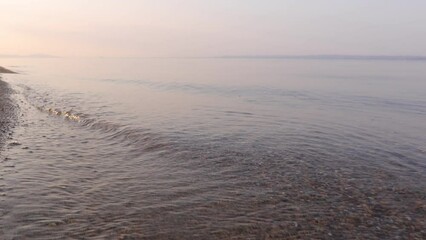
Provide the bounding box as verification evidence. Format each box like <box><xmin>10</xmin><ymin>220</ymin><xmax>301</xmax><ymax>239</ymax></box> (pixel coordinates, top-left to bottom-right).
<box><xmin>0</xmin><ymin>66</ymin><xmax>17</xmax><ymax>74</ymax></box>
<box><xmin>217</xmin><ymin>55</ymin><xmax>426</xmax><ymax>61</ymax></box>
<box><xmin>0</xmin><ymin>54</ymin><xmax>58</xmax><ymax>59</ymax></box>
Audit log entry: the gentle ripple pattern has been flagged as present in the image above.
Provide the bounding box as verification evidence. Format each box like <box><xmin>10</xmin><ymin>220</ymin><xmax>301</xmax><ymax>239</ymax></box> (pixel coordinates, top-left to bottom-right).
<box><xmin>0</xmin><ymin>58</ymin><xmax>425</xmax><ymax>239</ymax></box>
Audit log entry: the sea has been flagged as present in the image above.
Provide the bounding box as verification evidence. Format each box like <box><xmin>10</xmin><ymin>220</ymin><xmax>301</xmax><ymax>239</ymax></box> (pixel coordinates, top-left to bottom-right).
<box><xmin>0</xmin><ymin>58</ymin><xmax>425</xmax><ymax>239</ymax></box>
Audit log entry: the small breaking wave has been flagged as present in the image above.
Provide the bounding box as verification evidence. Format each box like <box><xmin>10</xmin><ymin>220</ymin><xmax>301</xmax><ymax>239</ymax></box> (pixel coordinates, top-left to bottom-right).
<box><xmin>17</xmin><ymin>84</ymin><xmax>169</xmax><ymax>154</ymax></box>
<box><xmin>37</xmin><ymin>105</ymin><xmax>168</xmax><ymax>153</ymax></box>
<box><xmin>37</xmin><ymin>106</ymin><xmax>82</xmax><ymax>122</ymax></box>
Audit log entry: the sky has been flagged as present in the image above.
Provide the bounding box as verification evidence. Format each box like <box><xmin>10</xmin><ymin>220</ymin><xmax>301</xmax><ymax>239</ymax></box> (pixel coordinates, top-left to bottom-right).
<box><xmin>1</xmin><ymin>0</ymin><xmax>426</xmax><ymax>57</ymax></box>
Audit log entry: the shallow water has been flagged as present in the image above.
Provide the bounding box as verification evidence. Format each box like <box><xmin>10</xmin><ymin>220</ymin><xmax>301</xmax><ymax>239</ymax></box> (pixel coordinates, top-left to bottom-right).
<box><xmin>0</xmin><ymin>58</ymin><xmax>425</xmax><ymax>239</ymax></box>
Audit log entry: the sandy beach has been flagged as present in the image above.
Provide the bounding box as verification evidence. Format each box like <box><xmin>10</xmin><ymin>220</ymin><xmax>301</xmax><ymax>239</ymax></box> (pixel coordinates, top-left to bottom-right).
<box><xmin>0</xmin><ymin>66</ymin><xmax>16</xmax><ymax>74</ymax></box>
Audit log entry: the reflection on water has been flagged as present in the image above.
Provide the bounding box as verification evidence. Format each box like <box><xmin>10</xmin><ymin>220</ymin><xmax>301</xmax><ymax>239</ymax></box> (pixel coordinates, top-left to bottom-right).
<box><xmin>1</xmin><ymin>59</ymin><xmax>425</xmax><ymax>239</ymax></box>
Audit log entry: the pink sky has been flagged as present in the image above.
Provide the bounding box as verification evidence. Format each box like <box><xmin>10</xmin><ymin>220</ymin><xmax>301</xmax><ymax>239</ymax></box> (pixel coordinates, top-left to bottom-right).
<box><xmin>1</xmin><ymin>0</ymin><xmax>426</xmax><ymax>57</ymax></box>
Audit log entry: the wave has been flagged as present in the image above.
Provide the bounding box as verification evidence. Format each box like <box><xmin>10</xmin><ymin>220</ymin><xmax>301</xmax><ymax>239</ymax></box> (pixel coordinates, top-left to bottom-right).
<box><xmin>37</xmin><ymin>106</ymin><xmax>82</xmax><ymax>122</ymax></box>
<box><xmin>37</xmin><ymin>106</ymin><xmax>168</xmax><ymax>154</ymax></box>
<box><xmin>17</xmin><ymin>85</ymin><xmax>169</xmax><ymax>155</ymax></box>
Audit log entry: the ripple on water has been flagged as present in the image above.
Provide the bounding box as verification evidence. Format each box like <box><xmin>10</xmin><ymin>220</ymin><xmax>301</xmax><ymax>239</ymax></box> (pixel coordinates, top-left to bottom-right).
<box><xmin>1</xmin><ymin>63</ymin><xmax>425</xmax><ymax>239</ymax></box>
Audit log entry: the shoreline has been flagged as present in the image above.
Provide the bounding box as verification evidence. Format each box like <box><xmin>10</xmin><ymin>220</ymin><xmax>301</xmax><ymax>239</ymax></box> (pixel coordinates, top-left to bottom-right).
<box><xmin>0</xmin><ymin>69</ymin><xmax>18</xmax><ymax>150</ymax></box>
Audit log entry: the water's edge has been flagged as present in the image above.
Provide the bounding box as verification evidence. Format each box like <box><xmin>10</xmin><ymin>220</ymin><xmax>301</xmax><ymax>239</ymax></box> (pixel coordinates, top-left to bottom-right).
<box><xmin>0</xmin><ymin>76</ymin><xmax>18</xmax><ymax>151</ymax></box>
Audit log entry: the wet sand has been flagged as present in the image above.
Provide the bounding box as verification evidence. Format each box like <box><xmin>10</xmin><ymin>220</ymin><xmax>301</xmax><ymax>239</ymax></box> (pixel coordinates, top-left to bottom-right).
<box><xmin>0</xmin><ymin>67</ymin><xmax>18</xmax><ymax>149</ymax></box>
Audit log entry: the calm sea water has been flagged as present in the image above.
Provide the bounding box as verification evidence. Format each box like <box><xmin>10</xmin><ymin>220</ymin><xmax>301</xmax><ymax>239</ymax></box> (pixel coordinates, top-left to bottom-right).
<box><xmin>1</xmin><ymin>58</ymin><xmax>425</xmax><ymax>239</ymax></box>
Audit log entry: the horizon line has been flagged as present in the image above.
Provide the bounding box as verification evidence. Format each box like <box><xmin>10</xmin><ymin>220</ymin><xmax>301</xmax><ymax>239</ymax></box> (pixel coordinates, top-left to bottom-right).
<box><xmin>2</xmin><ymin>54</ymin><xmax>426</xmax><ymax>61</ymax></box>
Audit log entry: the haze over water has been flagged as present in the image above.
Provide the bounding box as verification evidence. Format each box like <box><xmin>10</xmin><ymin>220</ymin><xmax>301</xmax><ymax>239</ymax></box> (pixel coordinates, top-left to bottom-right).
<box><xmin>0</xmin><ymin>58</ymin><xmax>425</xmax><ymax>239</ymax></box>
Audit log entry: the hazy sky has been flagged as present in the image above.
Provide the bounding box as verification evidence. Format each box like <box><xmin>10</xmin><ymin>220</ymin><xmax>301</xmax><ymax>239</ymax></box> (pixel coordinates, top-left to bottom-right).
<box><xmin>1</xmin><ymin>0</ymin><xmax>426</xmax><ymax>57</ymax></box>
